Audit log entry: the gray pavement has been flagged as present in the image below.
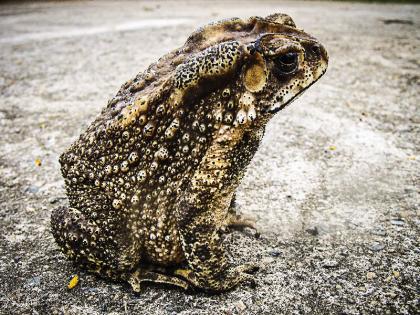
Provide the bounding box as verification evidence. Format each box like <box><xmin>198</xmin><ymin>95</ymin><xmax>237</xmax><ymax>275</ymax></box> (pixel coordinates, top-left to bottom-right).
<box><xmin>0</xmin><ymin>1</ymin><xmax>419</xmax><ymax>314</ymax></box>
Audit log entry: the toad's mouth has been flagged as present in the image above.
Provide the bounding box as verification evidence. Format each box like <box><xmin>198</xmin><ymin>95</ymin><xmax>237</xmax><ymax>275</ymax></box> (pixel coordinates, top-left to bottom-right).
<box><xmin>267</xmin><ymin>68</ymin><xmax>327</xmax><ymax>114</ymax></box>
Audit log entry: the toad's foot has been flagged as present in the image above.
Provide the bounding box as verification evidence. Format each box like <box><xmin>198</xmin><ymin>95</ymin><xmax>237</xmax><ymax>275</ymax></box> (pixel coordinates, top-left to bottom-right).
<box><xmin>128</xmin><ymin>269</ymin><xmax>189</xmax><ymax>292</ymax></box>
<box><xmin>174</xmin><ymin>262</ymin><xmax>259</xmax><ymax>290</ymax></box>
<box><xmin>226</xmin><ymin>212</ymin><xmax>257</xmax><ymax>231</ymax></box>
<box><xmin>226</xmin><ymin>195</ymin><xmax>258</xmax><ymax>233</ymax></box>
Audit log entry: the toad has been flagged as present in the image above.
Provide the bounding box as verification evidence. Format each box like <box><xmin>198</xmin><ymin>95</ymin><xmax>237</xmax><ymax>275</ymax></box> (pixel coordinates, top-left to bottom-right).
<box><xmin>51</xmin><ymin>13</ymin><xmax>328</xmax><ymax>292</ymax></box>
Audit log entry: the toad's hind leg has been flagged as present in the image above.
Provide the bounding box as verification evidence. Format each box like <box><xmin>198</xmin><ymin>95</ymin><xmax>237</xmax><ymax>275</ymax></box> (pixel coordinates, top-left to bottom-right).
<box><xmin>51</xmin><ymin>206</ymin><xmax>141</xmax><ymax>279</ymax></box>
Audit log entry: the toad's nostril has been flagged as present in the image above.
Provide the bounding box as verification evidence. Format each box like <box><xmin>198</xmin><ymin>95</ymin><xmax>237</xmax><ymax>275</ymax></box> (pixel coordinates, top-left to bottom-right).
<box><xmin>311</xmin><ymin>44</ymin><xmax>321</xmax><ymax>56</ymax></box>
<box><xmin>305</xmin><ymin>43</ymin><xmax>326</xmax><ymax>62</ymax></box>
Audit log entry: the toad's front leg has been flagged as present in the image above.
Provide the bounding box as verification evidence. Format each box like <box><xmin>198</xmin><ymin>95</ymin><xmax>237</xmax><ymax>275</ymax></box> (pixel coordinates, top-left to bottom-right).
<box><xmin>175</xmin><ymin>131</ymin><xmax>258</xmax><ymax>292</ymax></box>
<box><xmin>176</xmin><ymin>192</ymin><xmax>257</xmax><ymax>291</ymax></box>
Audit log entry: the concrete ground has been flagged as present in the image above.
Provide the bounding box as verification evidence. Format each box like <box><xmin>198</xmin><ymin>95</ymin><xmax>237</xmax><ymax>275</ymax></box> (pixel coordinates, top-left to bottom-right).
<box><xmin>0</xmin><ymin>1</ymin><xmax>418</xmax><ymax>314</ymax></box>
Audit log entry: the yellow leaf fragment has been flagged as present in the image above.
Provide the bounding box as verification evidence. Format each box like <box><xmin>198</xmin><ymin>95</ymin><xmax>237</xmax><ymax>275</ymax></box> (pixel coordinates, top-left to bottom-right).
<box><xmin>393</xmin><ymin>270</ymin><xmax>400</xmax><ymax>278</ymax></box>
<box><xmin>328</xmin><ymin>145</ymin><xmax>337</xmax><ymax>151</ymax></box>
<box><xmin>407</xmin><ymin>155</ymin><xmax>416</xmax><ymax>160</ymax></box>
<box><xmin>68</xmin><ymin>275</ymin><xmax>79</xmax><ymax>289</ymax></box>
<box><xmin>35</xmin><ymin>159</ymin><xmax>42</xmax><ymax>167</ymax></box>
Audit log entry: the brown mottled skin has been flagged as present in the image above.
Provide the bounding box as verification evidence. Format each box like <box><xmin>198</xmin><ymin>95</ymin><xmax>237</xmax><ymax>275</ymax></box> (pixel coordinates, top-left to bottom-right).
<box><xmin>51</xmin><ymin>13</ymin><xmax>328</xmax><ymax>292</ymax></box>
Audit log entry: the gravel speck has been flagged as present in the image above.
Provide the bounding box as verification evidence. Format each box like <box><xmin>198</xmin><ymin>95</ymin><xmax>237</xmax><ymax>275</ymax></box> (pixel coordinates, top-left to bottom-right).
<box><xmin>366</xmin><ymin>272</ymin><xmax>376</xmax><ymax>280</ymax></box>
<box><xmin>390</xmin><ymin>219</ymin><xmax>405</xmax><ymax>226</ymax></box>
<box><xmin>322</xmin><ymin>259</ymin><xmax>339</xmax><ymax>268</ymax></box>
<box><xmin>371</xmin><ymin>227</ymin><xmax>387</xmax><ymax>236</ymax></box>
<box><xmin>268</xmin><ymin>249</ymin><xmax>281</xmax><ymax>257</ymax></box>
<box><xmin>234</xmin><ymin>300</ymin><xmax>247</xmax><ymax>312</ymax></box>
<box><xmin>370</xmin><ymin>242</ymin><xmax>385</xmax><ymax>252</ymax></box>
<box><xmin>306</xmin><ymin>226</ymin><xmax>319</xmax><ymax>236</ymax></box>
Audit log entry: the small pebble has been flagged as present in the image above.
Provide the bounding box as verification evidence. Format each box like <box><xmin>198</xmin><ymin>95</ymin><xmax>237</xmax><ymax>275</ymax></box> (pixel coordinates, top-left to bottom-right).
<box><xmin>370</xmin><ymin>242</ymin><xmax>385</xmax><ymax>252</ymax></box>
<box><xmin>26</xmin><ymin>185</ymin><xmax>39</xmax><ymax>193</ymax></box>
<box><xmin>390</xmin><ymin>219</ymin><xmax>404</xmax><ymax>226</ymax></box>
<box><xmin>371</xmin><ymin>227</ymin><xmax>386</xmax><ymax>236</ymax></box>
<box><xmin>269</xmin><ymin>250</ymin><xmax>281</xmax><ymax>257</ymax></box>
<box><xmin>26</xmin><ymin>276</ymin><xmax>41</xmax><ymax>287</ymax></box>
<box><xmin>306</xmin><ymin>226</ymin><xmax>319</xmax><ymax>236</ymax></box>
<box><xmin>261</xmin><ymin>257</ymin><xmax>275</xmax><ymax>265</ymax></box>
<box><xmin>48</xmin><ymin>197</ymin><xmax>63</xmax><ymax>204</ymax></box>
<box><xmin>322</xmin><ymin>259</ymin><xmax>339</xmax><ymax>268</ymax></box>
<box><xmin>366</xmin><ymin>272</ymin><xmax>376</xmax><ymax>280</ymax></box>
<box><xmin>233</xmin><ymin>300</ymin><xmax>247</xmax><ymax>312</ymax></box>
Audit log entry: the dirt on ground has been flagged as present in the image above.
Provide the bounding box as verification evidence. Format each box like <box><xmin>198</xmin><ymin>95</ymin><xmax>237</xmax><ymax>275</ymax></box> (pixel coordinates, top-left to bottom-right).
<box><xmin>0</xmin><ymin>1</ymin><xmax>419</xmax><ymax>314</ymax></box>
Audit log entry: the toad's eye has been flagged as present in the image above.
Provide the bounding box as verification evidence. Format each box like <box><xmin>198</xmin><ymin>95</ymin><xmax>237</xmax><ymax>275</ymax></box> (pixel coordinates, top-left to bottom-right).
<box><xmin>274</xmin><ymin>52</ymin><xmax>298</xmax><ymax>74</ymax></box>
